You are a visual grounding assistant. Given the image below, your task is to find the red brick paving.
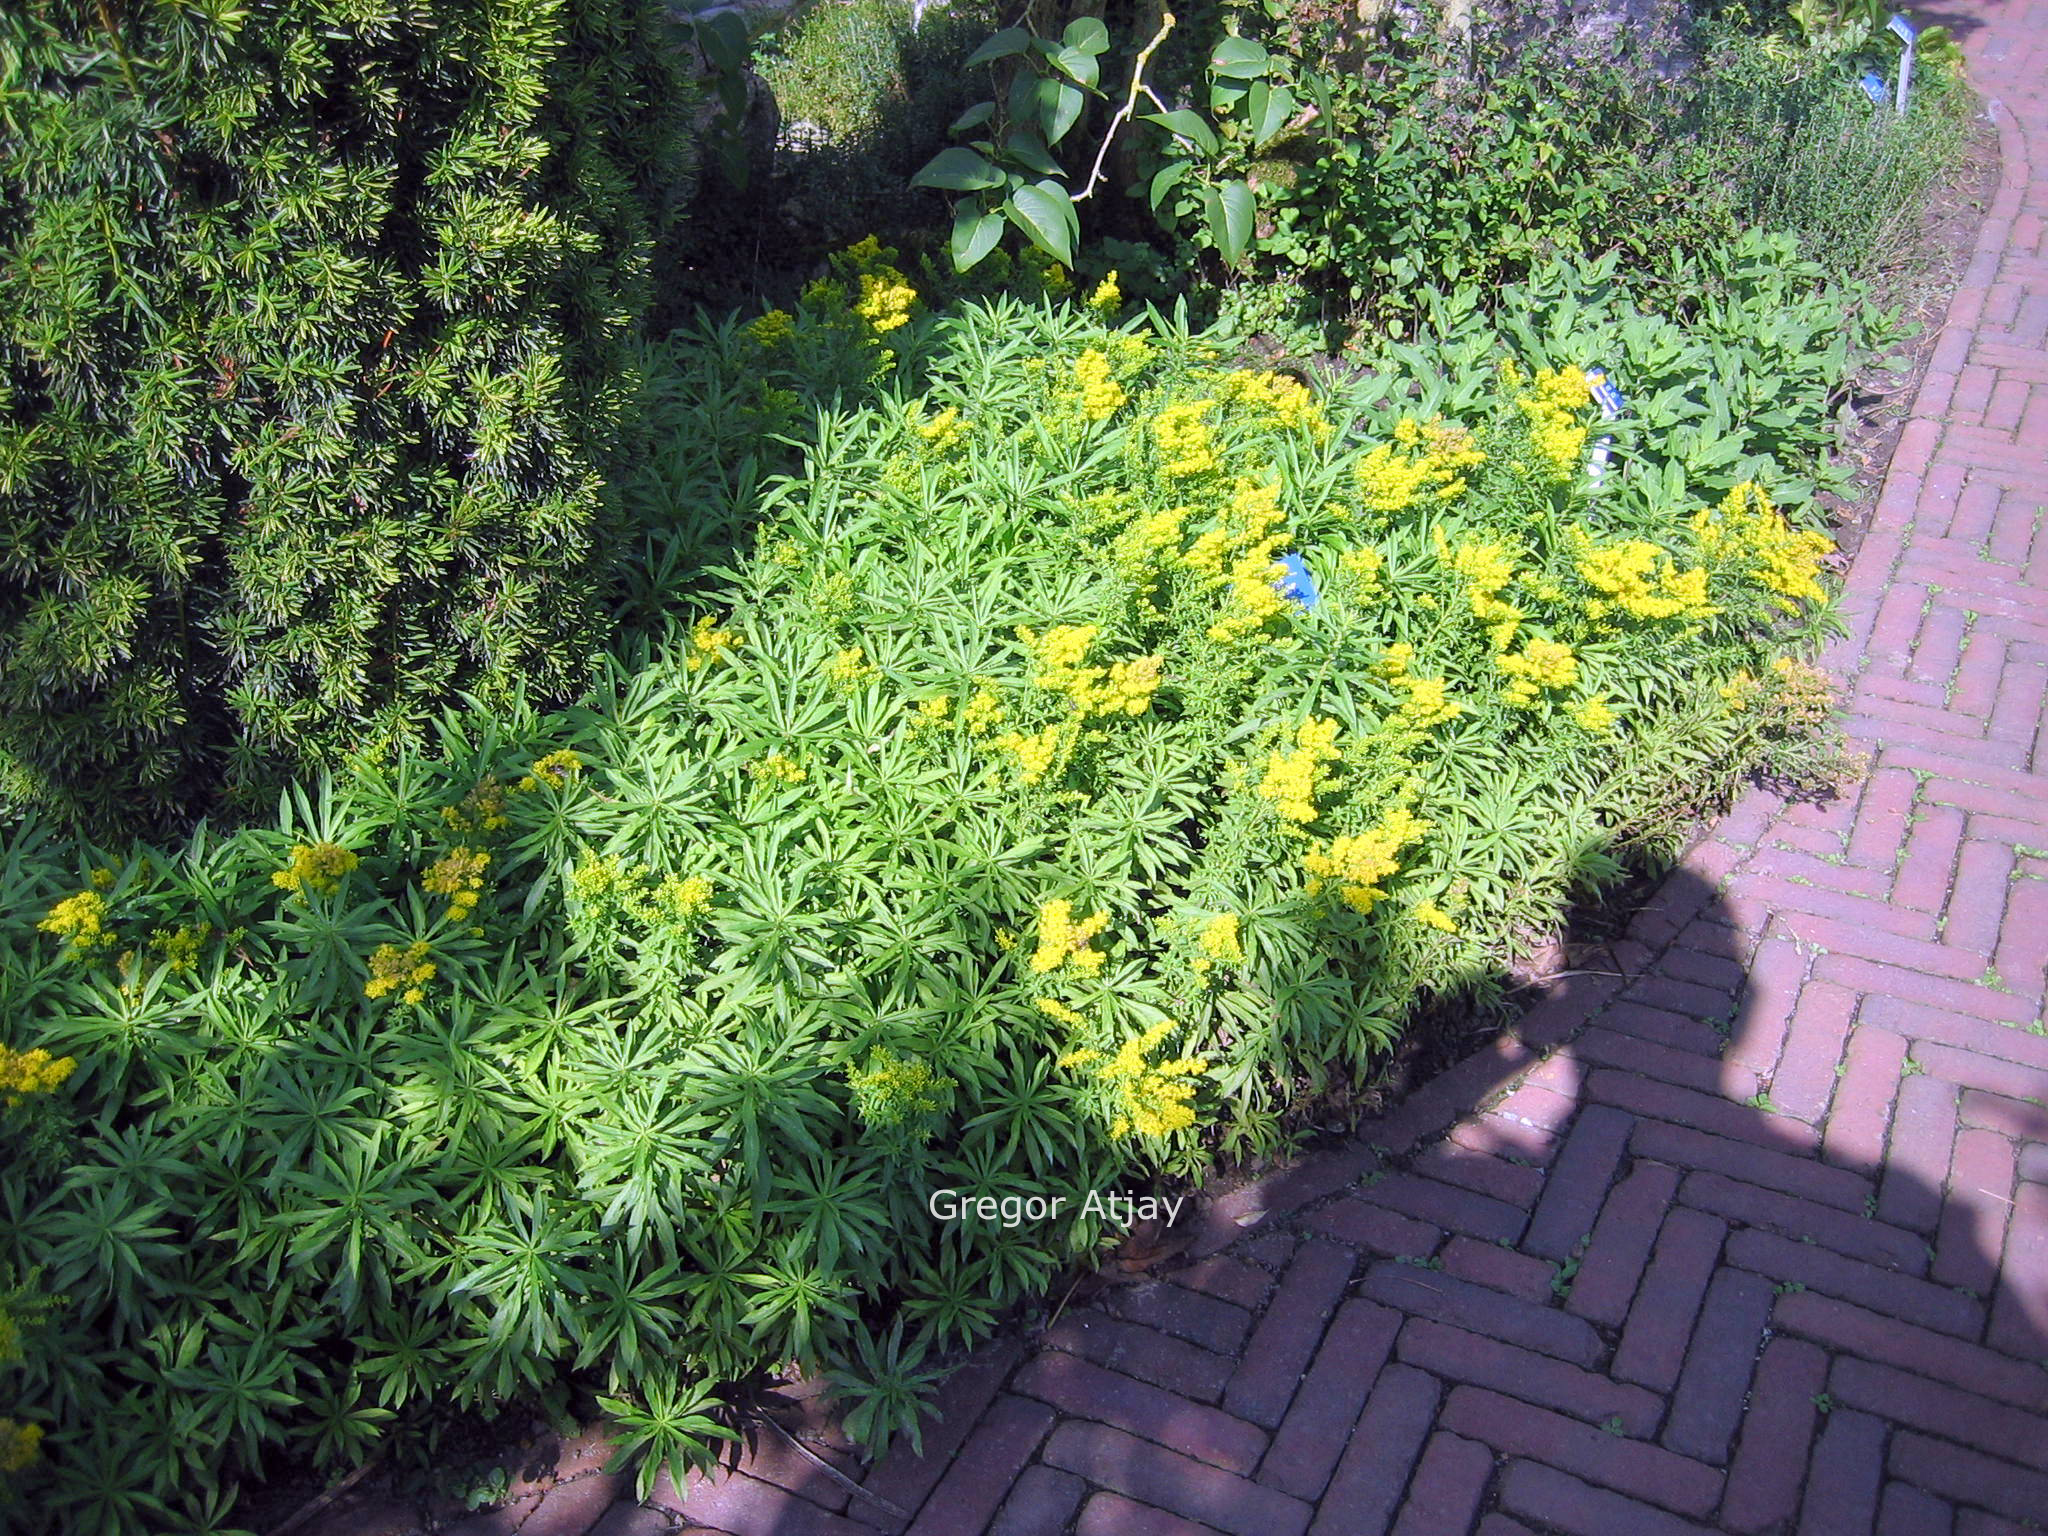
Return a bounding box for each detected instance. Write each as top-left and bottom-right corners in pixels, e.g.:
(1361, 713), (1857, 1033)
(392, 7), (2048, 1530)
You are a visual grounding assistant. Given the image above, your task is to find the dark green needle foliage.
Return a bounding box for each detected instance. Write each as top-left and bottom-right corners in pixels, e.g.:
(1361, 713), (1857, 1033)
(0, 0), (698, 833)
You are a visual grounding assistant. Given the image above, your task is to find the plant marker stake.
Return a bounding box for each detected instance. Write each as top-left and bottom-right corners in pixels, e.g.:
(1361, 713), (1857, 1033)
(1889, 14), (1917, 114)
(1584, 366), (1624, 494)
(1859, 71), (1888, 106)
(1274, 552), (1320, 610)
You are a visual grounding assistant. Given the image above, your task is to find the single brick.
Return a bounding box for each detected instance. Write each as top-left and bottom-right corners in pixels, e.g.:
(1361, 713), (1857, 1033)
(1494, 1461), (1718, 1536)
(1830, 1356), (2048, 1473)
(1612, 1208), (1726, 1392)
(1107, 1281), (1254, 1354)
(1259, 1300), (1401, 1501)
(1395, 1317), (1662, 1436)
(1173, 1254), (1274, 1311)
(1661, 1267), (1774, 1466)
(1389, 1433), (1494, 1536)
(1679, 1169), (1926, 1273)
(1223, 1239), (1354, 1427)
(1635, 1120), (1871, 1212)
(1726, 1228), (1983, 1337)
(1934, 1127), (2016, 1295)
(1523, 1105), (1637, 1260)
(989, 1467), (1086, 1536)
(1071, 1492), (1204, 1536)
(1010, 1352), (1266, 1474)
(1439, 1386), (1723, 1516)
(1438, 1235), (1557, 1305)
(1305, 1195), (1442, 1260)
(1044, 1421), (1312, 1536)
(1576, 1032), (1747, 1098)
(1360, 1262), (1603, 1365)
(1878, 1483), (1955, 1536)
(1411, 1140), (1545, 1207)
(1719, 1336), (1827, 1534)
(1040, 1309), (1233, 1402)
(1877, 1070), (1960, 1234)
(1889, 1433), (2048, 1528)
(1306, 1363), (1439, 1536)
(1354, 1170), (1528, 1244)
(1563, 1159), (1678, 1326)
(1799, 1409), (1888, 1536)
(901, 1395), (1054, 1536)
(1772, 1289), (2048, 1413)
(673, 1469), (874, 1536)
(1766, 980), (1859, 1125)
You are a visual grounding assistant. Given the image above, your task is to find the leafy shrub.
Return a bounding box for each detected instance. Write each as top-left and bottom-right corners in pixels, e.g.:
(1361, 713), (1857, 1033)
(1, 247), (1860, 1529)
(0, 0), (698, 834)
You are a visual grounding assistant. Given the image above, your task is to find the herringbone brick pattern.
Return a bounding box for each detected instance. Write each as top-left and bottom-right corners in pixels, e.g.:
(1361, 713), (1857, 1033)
(426, 7), (2048, 1533)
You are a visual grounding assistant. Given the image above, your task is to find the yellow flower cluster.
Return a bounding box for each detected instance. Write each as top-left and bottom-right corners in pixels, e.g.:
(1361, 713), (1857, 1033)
(1185, 478), (1291, 645)
(1574, 533), (1717, 622)
(1074, 349), (1127, 421)
(1209, 367), (1330, 439)
(855, 270), (917, 334)
(1, 1419), (42, 1474)
(148, 921), (212, 975)
(1395, 676), (1463, 731)
(1151, 400), (1219, 478)
(748, 752), (807, 784)
(1087, 271), (1122, 313)
(1690, 481), (1833, 611)
(963, 687), (1005, 734)
(271, 842), (360, 898)
(992, 722), (1075, 785)
(1340, 544), (1386, 600)
(1434, 531), (1526, 649)
(365, 940), (436, 1005)
(1035, 996), (1087, 1025)
(1355, 416), (1486, 513)
(748, 308), (795, 348)
(1060, 1020), (1207, 1139)
(1498, 637), (1580, 706)
(828, 646), (882, 692)
(1113, 504), (1189, 590)
(37, 890), (114, 952)
(687, 613), (741, 673)
(1016, 625), (1163, 718)
(1, 1045), (75, 1106)
(910, 695), (952, 731)
(520, 750), (583, 792)
(1196, 913), (1244, 969)
(444, 776), (510, 834)
(657, 874), (714, 921)
(1258, 716), (1342, 824)
(423, 846), (491, 923)
(1412, 900), (1457, 933)
(1506, 361), (1592, 478)
(1031, 898), (1109, 976)
(1570, 694), (1619, 733)
(847, 1046), (952, 1128)
(917, 405), (968, 452)
(1303, 806), (1431, 914)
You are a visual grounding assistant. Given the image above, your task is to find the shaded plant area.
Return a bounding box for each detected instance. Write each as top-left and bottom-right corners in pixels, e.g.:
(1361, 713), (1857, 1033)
(0, 0), (699, 836)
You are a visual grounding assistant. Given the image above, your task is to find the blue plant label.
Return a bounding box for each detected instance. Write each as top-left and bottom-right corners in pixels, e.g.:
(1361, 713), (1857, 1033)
(1888, 13), (1917, 42)
(1585, 367), (1625, 420)
(1274, 552), (1320, 610)
(1586, 435), (1615, 488)
(1860, 71), (1889, 104)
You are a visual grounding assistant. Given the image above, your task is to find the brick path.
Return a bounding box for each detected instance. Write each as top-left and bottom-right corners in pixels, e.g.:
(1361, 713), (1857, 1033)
(435, 8), (2048, 1532)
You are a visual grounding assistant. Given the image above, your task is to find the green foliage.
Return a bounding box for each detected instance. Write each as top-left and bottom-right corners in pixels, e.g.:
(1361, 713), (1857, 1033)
(0, 0), (699, 833)
(2, 262), (1861, 1528)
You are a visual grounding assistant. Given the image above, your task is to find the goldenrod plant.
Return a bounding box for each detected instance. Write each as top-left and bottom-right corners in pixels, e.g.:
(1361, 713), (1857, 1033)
(0, 247), (1864, 1529)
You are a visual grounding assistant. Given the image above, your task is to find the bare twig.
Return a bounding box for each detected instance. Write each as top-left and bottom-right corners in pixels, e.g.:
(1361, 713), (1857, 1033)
(1073, 12), (1179, 204)
(755, 1415), (910, 1520)
(266, 1446), (387, 1536)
